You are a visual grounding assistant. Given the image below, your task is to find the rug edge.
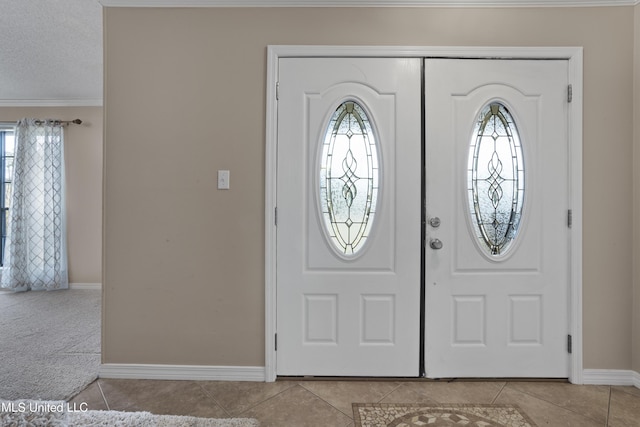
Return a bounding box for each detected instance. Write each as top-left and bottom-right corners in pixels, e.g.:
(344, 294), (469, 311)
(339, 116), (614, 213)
(351, 403), (537, 427)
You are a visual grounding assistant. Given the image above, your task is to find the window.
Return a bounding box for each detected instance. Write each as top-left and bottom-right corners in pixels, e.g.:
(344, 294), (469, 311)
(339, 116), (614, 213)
(467, 103), (525, 257)
(0, 125), (15, 266)
(319, 101), (380, 256)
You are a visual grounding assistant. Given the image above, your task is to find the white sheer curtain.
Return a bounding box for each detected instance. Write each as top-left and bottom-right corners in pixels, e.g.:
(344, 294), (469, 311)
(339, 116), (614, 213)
(0, 119), (68, 291)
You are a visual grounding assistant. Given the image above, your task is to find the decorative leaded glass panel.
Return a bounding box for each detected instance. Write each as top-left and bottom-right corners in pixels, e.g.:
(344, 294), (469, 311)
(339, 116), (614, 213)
(320, 101), (379, 256)
(468, 103), (525, 256)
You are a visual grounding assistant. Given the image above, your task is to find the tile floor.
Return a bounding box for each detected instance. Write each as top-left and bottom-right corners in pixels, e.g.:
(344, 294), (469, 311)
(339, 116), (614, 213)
(69, 378), (640, 426)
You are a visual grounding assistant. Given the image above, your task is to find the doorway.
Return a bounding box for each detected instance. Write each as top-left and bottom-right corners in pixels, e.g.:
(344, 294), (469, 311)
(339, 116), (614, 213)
(265, 46), (583, 383)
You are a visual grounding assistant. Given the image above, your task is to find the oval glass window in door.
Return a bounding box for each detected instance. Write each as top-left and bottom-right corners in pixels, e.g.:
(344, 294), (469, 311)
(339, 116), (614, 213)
(319, 101), (379, 256)
(468, 102), (525, 257)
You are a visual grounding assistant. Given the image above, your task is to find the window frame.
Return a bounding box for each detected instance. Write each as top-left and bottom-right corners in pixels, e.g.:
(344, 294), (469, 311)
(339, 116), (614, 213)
(0, 123), (15, 267)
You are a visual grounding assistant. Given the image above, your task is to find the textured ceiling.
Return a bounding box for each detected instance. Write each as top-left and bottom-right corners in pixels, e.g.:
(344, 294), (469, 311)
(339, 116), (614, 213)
(0, 0), (103, 106)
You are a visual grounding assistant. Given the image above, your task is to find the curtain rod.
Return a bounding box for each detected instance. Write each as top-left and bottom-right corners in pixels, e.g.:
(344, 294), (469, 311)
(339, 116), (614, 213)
(33, 119), (82, 126)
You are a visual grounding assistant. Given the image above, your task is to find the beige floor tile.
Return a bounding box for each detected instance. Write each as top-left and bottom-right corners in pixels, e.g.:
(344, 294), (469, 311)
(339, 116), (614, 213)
(608, 387), (640, 427)
(495, 385), (602, 426)
(98, 379), (228, 418)
(379, 382), (441, 405)
(612, 385), (640, 398)
(242, 384), (352, 427)
(68, 380), (108, 411)
(70, 378), (640, 426)
(386, 380), (505, 404)
(299, 380), (401, 417)
(507, 381), (610, 424)
(198, 380), (296, 416)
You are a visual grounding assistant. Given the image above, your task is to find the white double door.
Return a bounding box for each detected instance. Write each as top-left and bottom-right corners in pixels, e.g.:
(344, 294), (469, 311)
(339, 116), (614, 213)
(276, 57), (570, 378)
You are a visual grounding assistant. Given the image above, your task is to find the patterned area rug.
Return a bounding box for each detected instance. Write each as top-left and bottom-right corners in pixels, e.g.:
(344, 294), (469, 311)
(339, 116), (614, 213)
(353, 403), (536, 427)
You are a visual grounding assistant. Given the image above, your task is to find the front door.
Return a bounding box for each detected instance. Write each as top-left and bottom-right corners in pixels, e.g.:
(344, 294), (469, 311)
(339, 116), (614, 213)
(275, 55), (572, 379)
(424, 59), (570, 378)
(276, 57), (422, 376)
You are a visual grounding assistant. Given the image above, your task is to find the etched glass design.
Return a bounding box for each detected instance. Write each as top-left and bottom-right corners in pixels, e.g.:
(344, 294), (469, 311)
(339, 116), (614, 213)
(320, 101), (379, 256)
(468, 103), (525, 256)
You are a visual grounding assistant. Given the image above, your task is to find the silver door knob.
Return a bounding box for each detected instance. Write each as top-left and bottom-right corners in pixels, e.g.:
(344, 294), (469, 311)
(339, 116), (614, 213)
(429, 238), (443, 250)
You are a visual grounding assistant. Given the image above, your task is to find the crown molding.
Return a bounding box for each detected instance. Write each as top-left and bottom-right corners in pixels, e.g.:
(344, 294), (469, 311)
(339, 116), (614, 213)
(0, 99), (103, 107)
(98, 0), (639, 7)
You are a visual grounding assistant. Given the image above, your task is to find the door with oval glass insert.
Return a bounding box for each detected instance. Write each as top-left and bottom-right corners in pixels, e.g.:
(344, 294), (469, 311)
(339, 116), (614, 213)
(276, 57), (421, 376)
(424, 59), (570, 378)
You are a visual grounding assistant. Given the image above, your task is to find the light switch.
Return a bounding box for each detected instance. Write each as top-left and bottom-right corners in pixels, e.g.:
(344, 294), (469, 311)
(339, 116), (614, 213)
(217, 170), (230, 190)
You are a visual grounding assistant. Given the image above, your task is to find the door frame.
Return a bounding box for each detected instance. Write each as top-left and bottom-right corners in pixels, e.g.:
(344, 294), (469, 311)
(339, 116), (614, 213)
(265, 45), (583, 383)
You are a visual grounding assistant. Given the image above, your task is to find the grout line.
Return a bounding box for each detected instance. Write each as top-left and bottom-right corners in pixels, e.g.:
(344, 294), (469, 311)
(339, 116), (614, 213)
(491, 382), (508, 404)
(297, 382), (356, 420)
(96, 380), (110, 411)
(504, 381), (609, 425)
(233, 381), (299, 417)
(605, 386), (612, 426)
(194, 382), (233, 418)
(377, 382), (405, 403)
(612, 385), (640, 397)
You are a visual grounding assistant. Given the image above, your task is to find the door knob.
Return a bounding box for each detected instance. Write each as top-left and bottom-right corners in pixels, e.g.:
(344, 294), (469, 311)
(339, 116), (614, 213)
(430, 238), (443, 250)
(429, 217), (441, 228)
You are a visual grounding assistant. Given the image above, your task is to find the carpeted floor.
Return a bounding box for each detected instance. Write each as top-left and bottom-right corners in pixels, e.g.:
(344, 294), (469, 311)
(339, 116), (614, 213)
(353, 403), (536, 427)
(1, 399), (259, 427)
(0, 289), (101, 401)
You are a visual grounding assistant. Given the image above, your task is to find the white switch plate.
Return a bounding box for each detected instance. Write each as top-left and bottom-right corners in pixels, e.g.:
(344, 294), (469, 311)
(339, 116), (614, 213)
(217, 170), (230, 190)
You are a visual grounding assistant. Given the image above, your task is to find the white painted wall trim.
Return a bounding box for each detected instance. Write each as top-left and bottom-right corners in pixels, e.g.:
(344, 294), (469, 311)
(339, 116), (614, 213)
(265, 45), (583, 384)
(98, 0), (639, 8)
(568, 48), (584, 385)
(583, 369), (640, 387)
(99, 364), (266, 382)
(0, 99), (103, 107)
(69, 283), (102, 290)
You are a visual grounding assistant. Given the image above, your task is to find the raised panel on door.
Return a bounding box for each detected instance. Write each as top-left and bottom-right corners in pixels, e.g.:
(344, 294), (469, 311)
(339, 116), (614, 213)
(276, 57), (421, 376)
(424, 59), (570, 378)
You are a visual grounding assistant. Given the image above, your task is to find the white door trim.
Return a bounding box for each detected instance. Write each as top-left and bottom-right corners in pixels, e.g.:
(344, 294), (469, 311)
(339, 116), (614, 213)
(265, 45), (583, 383)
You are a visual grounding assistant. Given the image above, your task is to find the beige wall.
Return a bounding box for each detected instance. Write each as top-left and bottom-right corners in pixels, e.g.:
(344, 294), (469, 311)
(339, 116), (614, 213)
(0, 106), (103, 284)
(104, 7), (635, 370)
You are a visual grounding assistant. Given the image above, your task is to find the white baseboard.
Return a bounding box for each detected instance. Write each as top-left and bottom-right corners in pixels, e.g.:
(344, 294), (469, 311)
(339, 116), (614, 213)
(583, 369), (640, 387)
(99, 364), (266, 382)
(69, 283), (102, 290)
(99, 365), (639, 386)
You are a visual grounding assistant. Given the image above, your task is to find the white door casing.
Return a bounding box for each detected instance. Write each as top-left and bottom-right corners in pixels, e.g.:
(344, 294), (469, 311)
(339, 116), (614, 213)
(276, 57), (422, 376)
(265, 46), (583, 383)
(425, 59), (571, 378)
